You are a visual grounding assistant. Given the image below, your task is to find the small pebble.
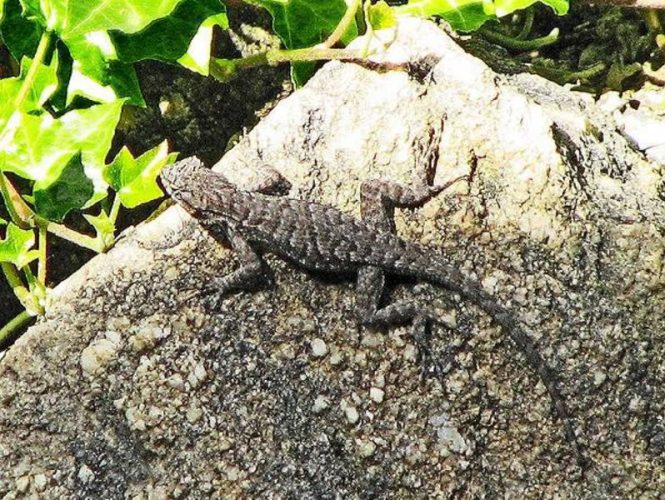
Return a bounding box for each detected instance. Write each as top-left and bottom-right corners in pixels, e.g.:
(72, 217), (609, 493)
(329, 350), (343, 365)
(369, 387), (385, 403)
(186, 406), (204, 423)
(226, 466), (240, 481)
(15, 476), (30, 493)
(80, 339), (119, 375)
(194, 362), (207, 382)
(313, 395), (330, 414)
(310, 338), (328, 358)
(404, 344), (418, 363)
(593, 370), (606, 387)
(344, 405), (360, 425)
(358, 440), (377, 457)
(219, 437), (234, 451)
(78, 464), (94, 483)
(34, 473), (47, 490)
(168, 374), (185, 391)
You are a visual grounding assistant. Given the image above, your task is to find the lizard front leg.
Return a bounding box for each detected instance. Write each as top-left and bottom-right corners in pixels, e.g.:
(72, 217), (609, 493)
(241, 165), (291, 196)
(202, 226), (270, 308)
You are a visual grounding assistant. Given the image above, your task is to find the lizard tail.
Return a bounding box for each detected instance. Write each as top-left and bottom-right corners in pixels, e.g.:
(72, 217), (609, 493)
(403, 256), (586, 466)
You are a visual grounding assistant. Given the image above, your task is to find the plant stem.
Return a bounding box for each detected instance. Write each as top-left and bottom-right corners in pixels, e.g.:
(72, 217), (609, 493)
(37, 222), (47, 285)
(109, 195), (122, 225)
(270, 47), (362, 64)
(42, 219), (104, 253)
(480, 26), (559, 51)
(14, 31), (51, 108)
(1, 262), (24, 293)
(534, 62), (607, 85)
(0, 174), (23, 226)
(0, 310), (33, 347)
(0, 262), (40, 314)
(211, 47), (362, 82)
(320, 0), (361, 48)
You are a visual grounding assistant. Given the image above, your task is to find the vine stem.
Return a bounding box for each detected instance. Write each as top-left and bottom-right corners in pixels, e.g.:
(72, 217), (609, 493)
(0, 310), (33, 347)
(516, 9), (535, 40)
(1, 262), (25, 294)
(0, 174), (23, 226)
(0, 262), (41, 315)
(37, 222), (47, 285)
(320, 0), (361, 48)
(109, 195), (122, 225)
(211, 47), (364, 81)
(14, 31), (51, 108)
(42, 219), (104, 253)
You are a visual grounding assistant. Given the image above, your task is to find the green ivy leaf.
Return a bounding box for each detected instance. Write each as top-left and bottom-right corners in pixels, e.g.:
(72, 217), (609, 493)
(18, 0), (45, 25)
(0, 55), (59, 114)
(0, 55), (59, 175)
(0, 217), (7, 225)
(65, 34), (144, 106)
(112, 0), (227, 75)
(105, 141), (176, 208)
(82, 210), (116, 250)
(0, 222), (39, 268)
(395, 0), (494, 32)
(0, 100), (124, 217)
(395, 0), (567, 32)
(15, 1), (199, 105)
(178, 12), (229, 75)
(38, 0), (185, 39)
(248, 0), (357, 86)
(0, 0), (42, 62)
(368, 1), (396, 30)
(33, 153), (94, 221)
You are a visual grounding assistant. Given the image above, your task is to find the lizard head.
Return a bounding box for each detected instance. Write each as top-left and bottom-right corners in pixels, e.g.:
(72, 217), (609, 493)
(160, 156), (206, 198)
(160, 156), (216, 218)
(160, 156), (236, 219)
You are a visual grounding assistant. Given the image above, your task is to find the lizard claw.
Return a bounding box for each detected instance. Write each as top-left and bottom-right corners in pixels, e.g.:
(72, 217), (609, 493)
(174, 280), (224, 310)
(411, 316), (443, 381)
(430, 174), (469, 195)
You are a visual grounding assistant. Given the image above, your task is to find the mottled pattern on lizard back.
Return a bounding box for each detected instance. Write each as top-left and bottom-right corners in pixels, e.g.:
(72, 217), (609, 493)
(226, 190), (420, 274)
(164, 158), (474, 284)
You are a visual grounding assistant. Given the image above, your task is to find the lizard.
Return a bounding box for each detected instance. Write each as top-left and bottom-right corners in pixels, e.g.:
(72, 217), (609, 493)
(159, 128), (586, 466)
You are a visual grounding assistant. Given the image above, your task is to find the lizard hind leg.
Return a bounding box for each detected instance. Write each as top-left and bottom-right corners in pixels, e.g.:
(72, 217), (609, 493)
(356, 266), (447, 379)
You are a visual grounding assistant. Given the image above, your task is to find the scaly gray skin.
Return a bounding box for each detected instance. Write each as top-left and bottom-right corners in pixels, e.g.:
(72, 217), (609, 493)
(160, 147), (586, 466)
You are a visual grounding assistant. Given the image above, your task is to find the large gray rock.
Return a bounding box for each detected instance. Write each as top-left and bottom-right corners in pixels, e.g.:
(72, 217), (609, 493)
(1, 18), (663, 498)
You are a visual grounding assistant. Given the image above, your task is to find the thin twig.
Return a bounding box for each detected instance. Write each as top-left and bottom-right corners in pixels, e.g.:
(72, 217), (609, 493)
(0, 310), (33, 347)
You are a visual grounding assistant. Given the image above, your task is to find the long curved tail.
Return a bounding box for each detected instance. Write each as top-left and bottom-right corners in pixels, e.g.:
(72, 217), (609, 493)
(397, 251), (586, 465)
